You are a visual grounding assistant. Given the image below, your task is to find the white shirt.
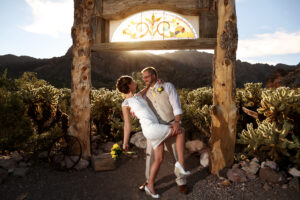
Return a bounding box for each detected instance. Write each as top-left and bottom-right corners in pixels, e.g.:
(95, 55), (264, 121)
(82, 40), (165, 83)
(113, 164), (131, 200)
(151, 81), (183, 116)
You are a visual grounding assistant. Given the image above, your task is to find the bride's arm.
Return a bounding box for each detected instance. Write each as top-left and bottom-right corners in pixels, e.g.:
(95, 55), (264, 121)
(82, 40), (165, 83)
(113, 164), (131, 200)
(137, 85), (150, 97)
(122, 106), (132, 151)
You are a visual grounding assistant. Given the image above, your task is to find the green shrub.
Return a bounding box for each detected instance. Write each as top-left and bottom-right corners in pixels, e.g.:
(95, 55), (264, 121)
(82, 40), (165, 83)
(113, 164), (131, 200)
(0, 89), (34, 151)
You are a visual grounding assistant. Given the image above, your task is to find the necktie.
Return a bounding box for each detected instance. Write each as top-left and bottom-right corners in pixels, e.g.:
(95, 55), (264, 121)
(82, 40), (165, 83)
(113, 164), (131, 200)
(151, 87), (156, 98)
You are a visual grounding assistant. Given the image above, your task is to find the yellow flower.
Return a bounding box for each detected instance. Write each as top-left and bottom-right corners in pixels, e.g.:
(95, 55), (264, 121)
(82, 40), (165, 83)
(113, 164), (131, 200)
(157, 86), (164, 93)
(110, 150), (116, 155)
(112, 154), (117, 159)
(112, 143), (119, 149)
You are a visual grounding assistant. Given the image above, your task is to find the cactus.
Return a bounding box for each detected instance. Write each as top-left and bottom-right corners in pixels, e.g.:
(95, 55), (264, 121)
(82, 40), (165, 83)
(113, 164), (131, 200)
(91, 88), (141, 142)
(237, 119), (299, 165)
(236, 83), (263, 109)
(258, 87), (300, 123)
(180, 87), (212, 140)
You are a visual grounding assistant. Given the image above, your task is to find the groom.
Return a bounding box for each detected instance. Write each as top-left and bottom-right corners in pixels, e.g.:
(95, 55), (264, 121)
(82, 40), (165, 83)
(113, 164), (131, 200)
(139, 66), (188, 194)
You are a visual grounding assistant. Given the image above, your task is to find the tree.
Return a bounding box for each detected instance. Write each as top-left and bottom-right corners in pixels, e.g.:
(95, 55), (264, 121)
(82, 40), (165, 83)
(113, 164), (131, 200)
(69, 0), (94, 159)
(210, 0), (238, 175)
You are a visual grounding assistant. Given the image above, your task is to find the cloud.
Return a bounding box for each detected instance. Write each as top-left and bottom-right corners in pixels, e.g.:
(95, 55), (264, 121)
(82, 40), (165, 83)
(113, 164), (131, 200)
(22, 0), (73, 38)
(237, 31), (300, 59)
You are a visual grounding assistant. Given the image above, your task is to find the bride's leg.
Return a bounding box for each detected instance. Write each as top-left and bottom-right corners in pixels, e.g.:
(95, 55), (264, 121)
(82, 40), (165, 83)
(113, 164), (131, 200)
(175, 127), (185, 168)
(148, 142), (164, 194)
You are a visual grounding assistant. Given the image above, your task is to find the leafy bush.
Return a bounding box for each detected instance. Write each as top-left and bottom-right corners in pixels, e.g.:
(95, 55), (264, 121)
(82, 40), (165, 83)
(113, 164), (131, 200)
(0, 89), (34, 151)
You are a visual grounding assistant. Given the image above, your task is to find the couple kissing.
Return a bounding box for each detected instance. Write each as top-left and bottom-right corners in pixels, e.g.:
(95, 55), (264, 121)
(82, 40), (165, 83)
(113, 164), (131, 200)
(116, 66), (190, 198)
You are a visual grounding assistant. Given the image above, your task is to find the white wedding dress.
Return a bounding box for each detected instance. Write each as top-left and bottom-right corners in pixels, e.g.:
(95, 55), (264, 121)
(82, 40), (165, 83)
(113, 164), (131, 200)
(122, 95), (171, 149)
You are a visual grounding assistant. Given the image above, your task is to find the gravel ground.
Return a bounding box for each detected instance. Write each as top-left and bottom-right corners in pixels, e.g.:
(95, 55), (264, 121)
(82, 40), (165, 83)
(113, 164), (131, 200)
(1, 147), (299, 200)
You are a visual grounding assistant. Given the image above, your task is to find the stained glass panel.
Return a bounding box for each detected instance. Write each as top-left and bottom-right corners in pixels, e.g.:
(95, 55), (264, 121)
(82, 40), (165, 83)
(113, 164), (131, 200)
(111, 10), (198, 42)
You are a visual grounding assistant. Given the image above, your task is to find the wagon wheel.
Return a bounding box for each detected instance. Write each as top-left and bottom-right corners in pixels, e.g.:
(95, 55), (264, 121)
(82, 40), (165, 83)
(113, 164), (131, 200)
(48, 135), (82, 171)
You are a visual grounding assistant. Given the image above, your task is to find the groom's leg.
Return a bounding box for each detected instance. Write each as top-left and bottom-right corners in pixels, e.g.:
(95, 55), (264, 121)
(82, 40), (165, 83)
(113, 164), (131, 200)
(164, 137), (187, 186)
(145, 139), (154, 182)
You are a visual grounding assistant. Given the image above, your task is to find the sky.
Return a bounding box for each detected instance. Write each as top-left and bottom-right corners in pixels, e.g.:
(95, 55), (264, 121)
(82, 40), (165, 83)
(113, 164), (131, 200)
(0, 0), (300, 65)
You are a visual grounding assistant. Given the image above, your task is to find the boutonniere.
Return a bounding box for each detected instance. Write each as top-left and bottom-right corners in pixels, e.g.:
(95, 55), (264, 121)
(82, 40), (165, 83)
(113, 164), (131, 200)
(157, 86), (164, 93)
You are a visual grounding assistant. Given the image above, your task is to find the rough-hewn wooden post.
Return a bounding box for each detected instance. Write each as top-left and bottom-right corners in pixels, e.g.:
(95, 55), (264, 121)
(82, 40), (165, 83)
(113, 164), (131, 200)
(210, 0), (238, 175)
(69, 0), (94, 159)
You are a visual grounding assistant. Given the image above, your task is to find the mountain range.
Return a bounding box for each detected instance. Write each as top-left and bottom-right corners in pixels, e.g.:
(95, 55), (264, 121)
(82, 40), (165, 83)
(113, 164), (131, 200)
(0, 48), (299, 89)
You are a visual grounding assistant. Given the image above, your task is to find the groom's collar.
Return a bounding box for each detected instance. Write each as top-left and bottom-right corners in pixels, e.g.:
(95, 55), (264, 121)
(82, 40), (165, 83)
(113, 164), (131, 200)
(153, 81), (159, 89)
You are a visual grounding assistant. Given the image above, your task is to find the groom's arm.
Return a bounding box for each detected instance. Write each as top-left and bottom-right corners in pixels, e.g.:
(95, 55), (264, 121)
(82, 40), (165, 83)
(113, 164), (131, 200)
(165, 82), (182, 135)
(165, 82), (182, 117)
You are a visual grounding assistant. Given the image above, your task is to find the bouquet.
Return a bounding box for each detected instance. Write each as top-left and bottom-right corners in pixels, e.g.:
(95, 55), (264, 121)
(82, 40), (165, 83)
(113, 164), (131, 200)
(110, 143), (122, 160)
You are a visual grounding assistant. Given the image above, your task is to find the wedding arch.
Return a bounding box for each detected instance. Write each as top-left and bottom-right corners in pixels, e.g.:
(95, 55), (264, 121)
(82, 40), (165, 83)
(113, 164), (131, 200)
(70, 0), (238, 175)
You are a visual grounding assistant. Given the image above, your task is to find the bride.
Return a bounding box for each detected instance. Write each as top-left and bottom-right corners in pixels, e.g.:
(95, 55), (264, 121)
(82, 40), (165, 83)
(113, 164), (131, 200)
(116, 75), (190, 198)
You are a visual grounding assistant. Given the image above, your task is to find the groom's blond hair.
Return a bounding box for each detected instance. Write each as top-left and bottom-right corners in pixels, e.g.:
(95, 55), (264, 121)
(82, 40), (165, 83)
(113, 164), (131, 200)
(141, 66), (157, 77)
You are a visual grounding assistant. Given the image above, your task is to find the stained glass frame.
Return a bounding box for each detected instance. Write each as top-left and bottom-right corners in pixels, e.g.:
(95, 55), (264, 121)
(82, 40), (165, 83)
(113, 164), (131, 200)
(111, 10), (198, 42)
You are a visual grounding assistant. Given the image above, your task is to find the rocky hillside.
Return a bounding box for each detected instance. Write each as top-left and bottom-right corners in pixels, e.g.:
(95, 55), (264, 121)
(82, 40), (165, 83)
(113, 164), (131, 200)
(0, 48), (298, 89)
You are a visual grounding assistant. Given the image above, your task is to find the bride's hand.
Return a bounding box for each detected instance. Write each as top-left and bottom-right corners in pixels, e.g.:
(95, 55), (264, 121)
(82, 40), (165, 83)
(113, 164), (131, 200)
(158, 79), (165, 84)
(123, 143), (129, 151)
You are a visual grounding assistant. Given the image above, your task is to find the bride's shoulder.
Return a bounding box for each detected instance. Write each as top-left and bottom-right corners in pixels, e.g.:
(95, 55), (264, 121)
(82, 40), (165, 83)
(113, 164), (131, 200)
(121, 98), (129, 107)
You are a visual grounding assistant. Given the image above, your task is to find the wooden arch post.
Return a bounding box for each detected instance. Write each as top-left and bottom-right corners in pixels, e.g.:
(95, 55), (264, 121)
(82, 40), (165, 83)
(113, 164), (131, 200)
(210, 0), (238, 175)
(69, 0), (94, 159)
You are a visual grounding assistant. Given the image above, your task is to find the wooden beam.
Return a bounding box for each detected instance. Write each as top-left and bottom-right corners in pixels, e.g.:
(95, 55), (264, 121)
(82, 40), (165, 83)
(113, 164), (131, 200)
(91, 38), (216, 51)
(98, 0), (212, 20)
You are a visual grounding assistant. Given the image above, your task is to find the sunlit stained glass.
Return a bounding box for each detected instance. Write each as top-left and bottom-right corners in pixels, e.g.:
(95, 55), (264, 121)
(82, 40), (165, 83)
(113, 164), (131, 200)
(111, 10), (198, 42)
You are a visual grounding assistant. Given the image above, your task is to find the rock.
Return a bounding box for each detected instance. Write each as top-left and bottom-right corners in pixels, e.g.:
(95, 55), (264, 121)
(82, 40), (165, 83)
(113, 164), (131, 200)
(13, 168), (30, 177)
(246, 173), (257, 180)
(185, 140), (205, 153)
(15, 193), (28, 200)
(130, 132), (147, 149)
(11, 151), (23, 162)
(288, 177), (299, 190)
(74, 158), (89, 171)
(18, 162), (27, 168)
(288, 167), (300, 177)
(38, 151), (48, 159)
(91, 142), (99, 154)
(221, 179), (231, 186)
(101, 142), (115, 152)
(200, 149), (209, 167)
(21, 152), (31, 162)
(60, 160), (66, 168)
(0, 168), (9, 184)
(226, 168), (247, 183)
(261, 160), (278, 171)
(8, 168), (14, 174)
(91, 135), (101, 142)
(241, 158), (260, 175)
(263, 182), (272, 191)
(65, 156), (80, 169)
(232, 163), (240, 169)
(259, 167), (286, 184)
(0, 158), (17, 170)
